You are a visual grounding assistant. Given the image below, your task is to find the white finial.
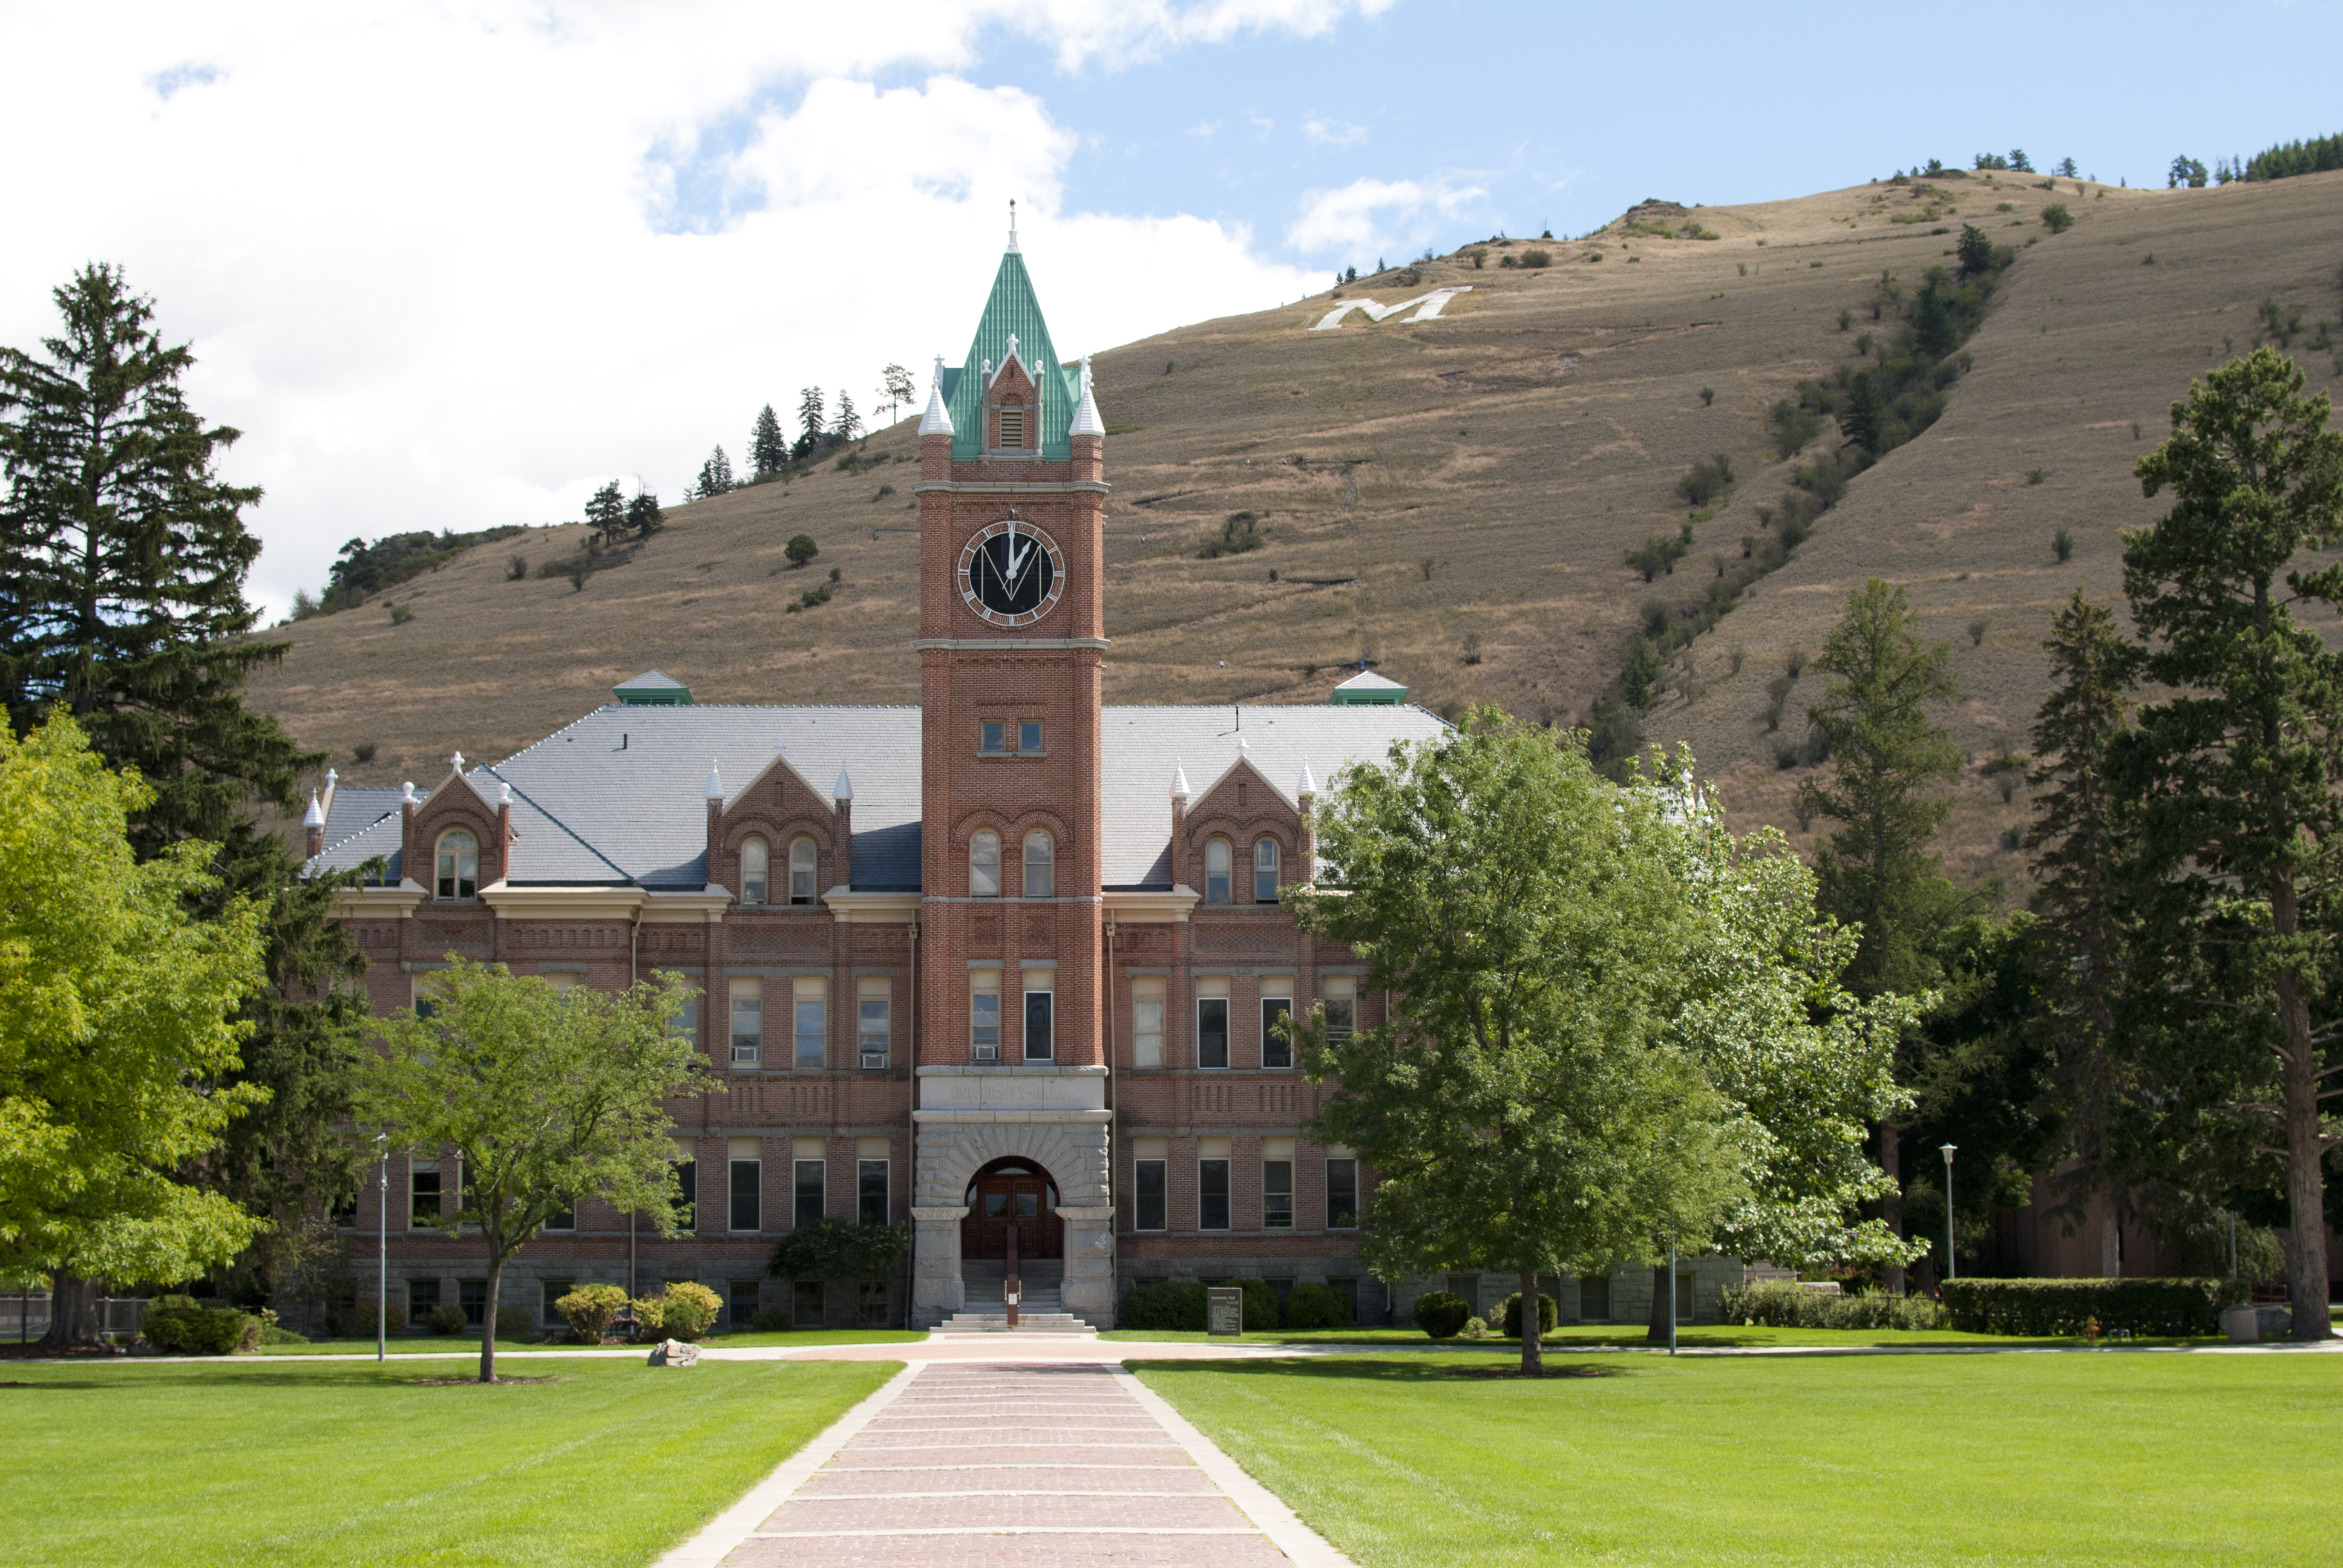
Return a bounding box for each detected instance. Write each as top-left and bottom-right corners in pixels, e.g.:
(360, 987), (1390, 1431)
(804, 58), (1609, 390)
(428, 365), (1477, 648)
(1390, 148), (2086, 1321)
(1234, 735), (1248, 753)
(325, 768), (338, 788)
(705, 761), (723, 800)
(833, 766), (853, 802)
(401, 781), (416, 803)
(303, 790), (324, 828)
(1172, 763), (1191, 802)
(1070, 353), (1105, 437)
(919, 356), (954, 437)
(1007, 198), (1019, 253)
(450, 750), (465, 773)
(1298, 764), (1317, 797)
(498, 782), (513, 806)
(1006, 332), (1020, 364)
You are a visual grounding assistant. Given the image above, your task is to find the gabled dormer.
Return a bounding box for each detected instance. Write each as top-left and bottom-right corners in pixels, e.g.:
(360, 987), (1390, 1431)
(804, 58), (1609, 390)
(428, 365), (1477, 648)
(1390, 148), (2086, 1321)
(1180, 750), (1305, 908)
(405, 754), (510, 903)
(706, 747), (853, 906)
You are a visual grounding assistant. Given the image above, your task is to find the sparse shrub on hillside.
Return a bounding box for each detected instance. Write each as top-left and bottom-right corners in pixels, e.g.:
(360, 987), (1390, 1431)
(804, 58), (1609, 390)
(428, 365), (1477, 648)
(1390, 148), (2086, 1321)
(387, 603), (411, 625)
(1675, 454), (1736, 508)
(1468, 247), (1487, 269)
(2258, 296), (2305, 349)
(1200, 513), (1264, 560)
(1785, 646), (1807, 679)
(1499, 254), (1518, 269)
(1419, 556), (1437, 582)
(1520, 249), (1552, 268)
(1461, 632), (1483, 667)
(1728, 644), (1746, 675)
(506, 554), (528, 581)
(1768, 399), (1824, 459)
(1699, 386), (1715, 405)
(352, 742), (378, 764)
(1626, 534), (1686, 583)
(569, 569), (588, 592)
(785, 534), (819, 569)
(1968, 618), (1989, 646)
(2040, 204), (2074, 233)
(2054, 528), (2074, 562)
(873, 483), (894, 502)
(1855, 332), (1875, 358)
(1765, 675), (1794, 732)
(2001, 824), (2025, 851)
(2027, 468), (2046, 485)
(1838, 309), (1852, 331)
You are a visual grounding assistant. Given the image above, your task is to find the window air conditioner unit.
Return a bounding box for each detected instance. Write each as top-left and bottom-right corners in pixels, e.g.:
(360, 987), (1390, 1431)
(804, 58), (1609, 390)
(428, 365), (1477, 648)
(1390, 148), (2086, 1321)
(859, 1051), (888, 1070)
(972, 1043), (1000, 1063)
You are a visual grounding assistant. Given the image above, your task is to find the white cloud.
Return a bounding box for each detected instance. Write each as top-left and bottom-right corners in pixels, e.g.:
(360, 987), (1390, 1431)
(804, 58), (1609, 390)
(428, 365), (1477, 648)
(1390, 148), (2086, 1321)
(0, 2), (1353, 616)
(1286, 176), (1486, 258)
(1302, 116), (1366, 147)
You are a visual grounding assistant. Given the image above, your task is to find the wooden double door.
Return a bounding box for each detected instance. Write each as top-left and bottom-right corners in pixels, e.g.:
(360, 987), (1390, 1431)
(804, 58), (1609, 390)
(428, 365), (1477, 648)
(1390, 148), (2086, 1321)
(961, 1164), (1062, 1260)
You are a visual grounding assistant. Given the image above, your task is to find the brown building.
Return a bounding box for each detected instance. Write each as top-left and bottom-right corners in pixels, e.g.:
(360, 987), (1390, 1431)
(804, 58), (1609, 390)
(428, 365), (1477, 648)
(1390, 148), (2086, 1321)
(308, 229), (1454, 1330)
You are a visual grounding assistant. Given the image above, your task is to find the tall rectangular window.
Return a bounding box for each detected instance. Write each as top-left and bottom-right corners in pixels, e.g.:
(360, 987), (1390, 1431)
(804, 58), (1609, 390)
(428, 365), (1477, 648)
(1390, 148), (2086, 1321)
(1133, 1137), (1167, 1230)
(459, 1279), (488, 1327)
(409, 1161), (440, 1227)
(408, 1279), (441, 1319)
(671, 999), (698, 1049)
(729, 1279), (762, 1331)
(1263, 1137), (1294, 1229)
(1024, 984), (1054, 1062)
(858, 1159), (888, 1224)
(672, 1151), (697, 1233)
(972, 972), (1001, 1062)
(1197, 978), (1229, 1070)
(794, 1138), (827, 1226)
(1198, 1139), (1231, 1231)
(857, 977), (890, 1068)
(1323, 977), (1355, 1045)
(793, 976), (827, 1071)
(730, 978), (762, 1067)
(728, 1138), (761, 1232)
(1325, 1154), (1359, 1230)
(1260, 984), (1293, 1070)
(1132, 977), (1165, 1068)
(540, 1279), (574, 1327)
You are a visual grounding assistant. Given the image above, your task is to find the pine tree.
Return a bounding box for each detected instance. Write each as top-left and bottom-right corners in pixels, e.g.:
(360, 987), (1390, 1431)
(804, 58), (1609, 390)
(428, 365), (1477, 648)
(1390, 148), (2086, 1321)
(2117, 348), (2343, 1338)
(749, 404), (787, 477)
(626, 489), (664, 540)
(793, 387), (827, 461)
(0, 264), (371, 1284)
(1837, 373), (1884, 456)
(1955, 223), (1996, 281)
(584, 480), (626, 546)
(834, 390), (862, 442)
(695, 445), (733, 498)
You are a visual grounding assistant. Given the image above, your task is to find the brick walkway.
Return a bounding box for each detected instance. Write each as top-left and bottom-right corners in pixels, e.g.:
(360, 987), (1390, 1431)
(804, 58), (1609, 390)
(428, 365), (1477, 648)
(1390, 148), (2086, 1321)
(692, 1362), (1345, 1566)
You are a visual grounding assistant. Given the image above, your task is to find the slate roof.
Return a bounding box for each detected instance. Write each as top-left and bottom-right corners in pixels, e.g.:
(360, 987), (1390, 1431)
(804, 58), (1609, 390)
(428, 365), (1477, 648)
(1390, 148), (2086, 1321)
(306, 702), (1447, 893)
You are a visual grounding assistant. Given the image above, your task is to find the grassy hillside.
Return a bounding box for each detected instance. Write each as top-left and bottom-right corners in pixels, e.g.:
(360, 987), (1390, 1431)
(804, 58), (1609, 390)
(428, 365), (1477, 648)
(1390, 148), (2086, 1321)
(246, 169), (2343, 873)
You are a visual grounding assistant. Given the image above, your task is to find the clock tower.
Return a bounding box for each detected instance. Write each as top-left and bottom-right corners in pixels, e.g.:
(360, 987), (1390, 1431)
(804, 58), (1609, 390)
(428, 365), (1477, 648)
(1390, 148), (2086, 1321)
(909, 215), (1116, 1323)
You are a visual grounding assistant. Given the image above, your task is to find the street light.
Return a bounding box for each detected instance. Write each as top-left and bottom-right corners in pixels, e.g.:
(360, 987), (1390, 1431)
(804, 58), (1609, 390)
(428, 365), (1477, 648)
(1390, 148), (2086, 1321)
(375, 1133), (388, 1363)
(1939, 1144), (1958, 1282)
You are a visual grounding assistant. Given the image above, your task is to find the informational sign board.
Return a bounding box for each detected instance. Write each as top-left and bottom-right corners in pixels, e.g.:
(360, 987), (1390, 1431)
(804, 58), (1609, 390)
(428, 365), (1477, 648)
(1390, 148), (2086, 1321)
(1207, 1286), (1244, 1336)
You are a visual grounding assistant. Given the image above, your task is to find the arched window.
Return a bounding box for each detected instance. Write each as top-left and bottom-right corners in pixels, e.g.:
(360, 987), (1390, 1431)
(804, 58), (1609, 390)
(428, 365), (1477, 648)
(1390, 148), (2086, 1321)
(970, 830), (1001, 898)
(740, 837), (769, 904)
(435, 829), (477, 901)
(1204, 838), (1231, 905)
(1023, 831), (1054, 898)
(1254, 838), (1280, 903)
(789, 838), (817, 904)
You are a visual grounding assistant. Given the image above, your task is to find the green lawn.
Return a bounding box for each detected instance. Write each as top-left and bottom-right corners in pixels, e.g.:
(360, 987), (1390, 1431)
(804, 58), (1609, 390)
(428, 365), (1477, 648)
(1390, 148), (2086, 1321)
(1136, 1350), (2341, 1567)
(246, 1327), (923, 1355)
(2, 1357), (897, 1566)
(1101, 1322), (2085, 1349)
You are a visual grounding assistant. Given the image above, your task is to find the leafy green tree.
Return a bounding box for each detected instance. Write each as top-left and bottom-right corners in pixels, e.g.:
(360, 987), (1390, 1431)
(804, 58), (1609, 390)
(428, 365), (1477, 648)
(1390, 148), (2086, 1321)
(1, 264), (369, 1284)
(584, 481), (626, 546)
(357, 960), (706, 1379)
(1955, 224), (1996, 281)
(2115, 348), (2343, 1338)
(1291, 714), (1757, 1374)
(693, 445), (734, 498)
(768, 1217), (909, 1282)
(1795, 580), (1962, 1285)
(750, 405), (787, 477)
(626, 489), (663, 540)
(0, 714), (267, 1344)
(880, 364), (916, 425)
(785, 533), (819, 569)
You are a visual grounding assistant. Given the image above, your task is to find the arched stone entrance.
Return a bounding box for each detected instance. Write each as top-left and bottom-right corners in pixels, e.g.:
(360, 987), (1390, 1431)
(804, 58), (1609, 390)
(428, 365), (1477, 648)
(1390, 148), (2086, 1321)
(962, 1157), (1064, 1260)
(911, 1065), (1115, 1325)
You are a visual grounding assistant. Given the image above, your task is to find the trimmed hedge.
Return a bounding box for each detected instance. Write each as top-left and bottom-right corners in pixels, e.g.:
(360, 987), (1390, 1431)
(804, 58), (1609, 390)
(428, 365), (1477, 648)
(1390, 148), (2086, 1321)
(141, 1296), (262, 1355)
(1413, 1290), (1471, 1339)
(1722, 1281), (1944, 1331)
(1224, 1278), (1280, 1333)
(1501, 1291), (1558, 1338)
(1939, 1277), (2246, 1337)
(1282, 1282), (1354, 1330)
(323, 1301), (405, 1338)
(1120, 1281), (1207, 1331)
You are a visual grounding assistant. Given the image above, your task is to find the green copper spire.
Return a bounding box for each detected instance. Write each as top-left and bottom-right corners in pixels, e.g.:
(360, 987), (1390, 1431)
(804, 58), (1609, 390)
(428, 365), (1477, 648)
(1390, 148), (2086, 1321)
(939, 207), (1083, 460)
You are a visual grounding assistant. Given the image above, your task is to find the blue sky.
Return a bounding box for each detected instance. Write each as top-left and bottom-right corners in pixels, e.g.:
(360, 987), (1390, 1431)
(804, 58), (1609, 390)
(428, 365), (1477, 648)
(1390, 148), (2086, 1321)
(1, 0), (2335, 613)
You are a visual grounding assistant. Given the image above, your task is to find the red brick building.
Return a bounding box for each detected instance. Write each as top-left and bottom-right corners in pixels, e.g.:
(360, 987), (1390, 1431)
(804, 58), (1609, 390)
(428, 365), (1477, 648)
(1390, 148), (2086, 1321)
(308, 230), (1450, 1330)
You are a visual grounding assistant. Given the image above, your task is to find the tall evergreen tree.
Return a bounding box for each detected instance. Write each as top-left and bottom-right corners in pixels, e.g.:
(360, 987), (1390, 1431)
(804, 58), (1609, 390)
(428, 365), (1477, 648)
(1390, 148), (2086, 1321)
(1795, 579), (1963, 1287)
(2116, 348), (2343, 1338)
(583, 480), (626, 546)
(834, 390), (862, 442)
(749, 404), (787, 477)
(0, 265), (369, 1299)
(694, 445), (733, 498)
(793, 386), (826, 461)
(626, 489), (663, 540)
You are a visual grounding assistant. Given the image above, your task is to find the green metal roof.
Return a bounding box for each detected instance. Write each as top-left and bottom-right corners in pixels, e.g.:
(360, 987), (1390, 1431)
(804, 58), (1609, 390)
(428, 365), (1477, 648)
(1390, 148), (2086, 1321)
(939, 249), (1083, 460)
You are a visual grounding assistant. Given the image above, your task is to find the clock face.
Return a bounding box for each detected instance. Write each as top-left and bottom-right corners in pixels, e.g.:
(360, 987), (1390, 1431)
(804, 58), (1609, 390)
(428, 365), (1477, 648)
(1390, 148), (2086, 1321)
(958, 518), (1065, 628)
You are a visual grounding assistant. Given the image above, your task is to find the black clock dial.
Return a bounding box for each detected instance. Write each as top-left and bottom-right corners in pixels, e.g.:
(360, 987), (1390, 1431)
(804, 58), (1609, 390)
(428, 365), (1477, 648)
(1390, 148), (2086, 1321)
(969, 528), (1055, 617)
